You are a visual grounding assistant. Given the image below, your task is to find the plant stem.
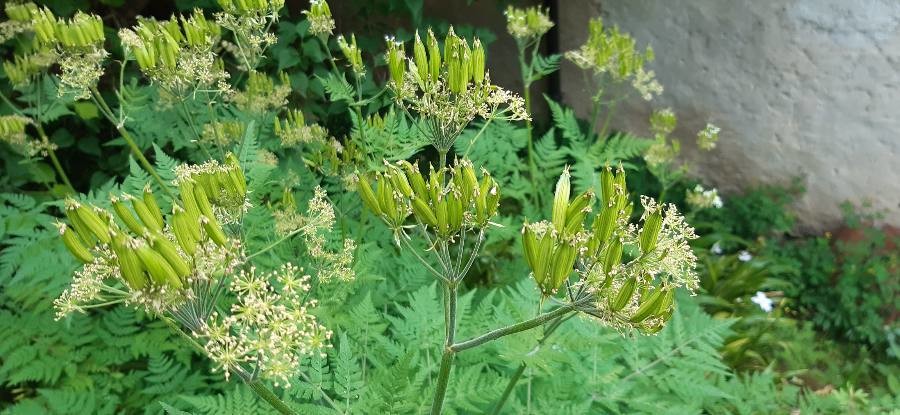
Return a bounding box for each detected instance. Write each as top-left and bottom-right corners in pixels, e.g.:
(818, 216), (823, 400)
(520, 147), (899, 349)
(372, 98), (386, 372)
(489, 314), (573, 414)
(46, 145), (75, 194)
(450, 303), (576, 353)
(438, 149), (447, 169)
(247, 380), (298, 415)
(89, 86), (172, 197)
(431, 283), (458, 414)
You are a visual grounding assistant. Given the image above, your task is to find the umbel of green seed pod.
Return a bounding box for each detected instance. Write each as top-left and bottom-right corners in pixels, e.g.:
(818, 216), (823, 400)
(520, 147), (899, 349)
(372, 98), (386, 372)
(5, 2), (39, 22)
(57, 12), (106, 49)
(32, 7), (60, 46)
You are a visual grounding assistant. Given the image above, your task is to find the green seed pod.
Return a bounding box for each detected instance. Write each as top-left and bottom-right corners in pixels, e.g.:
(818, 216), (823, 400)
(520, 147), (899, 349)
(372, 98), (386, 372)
(135, 244), (182, 289)
(400, 161), (428, 197)
(600, 166), (615, 209)
(142, 187), (165, 228)
(655, 288), (675, 315)
(413, 32), (428, 85)
(74, 204), (111, 244)
(426, 30), (441, 83)
(111, 235), (148, 290)
(179, 181), (201, 221)
(65, 202), (96, 245)
(639, 210), (663, 254)
(388, 166), (414, 198)
(434, 197), (449, 237)
(59, 223), (94, 263)
(534, 231), (554, 285)
(630, 288), (665, 323)
(563, 190), (594, 236)
(471, 38), (485, 84)
(411, 197), (438, 226)
(386, 39), (406, 87)
(609, 277), (637, 312)
(548, 242), (577, 294)
(112, 196), (146, 235)
(603, 238), (623, 275)
(171, 206), (199, 256)
(225, 153), (247, 195)
(521, 224), (539, 272)
(150, 235), (191, 278)
(132, 198), (163, 233)
(447, 190), (463, 232)
(357, 175), (382, 215)
(201, 215), (227, 247)
(551, 168), (571, 233)
(193, 184), (215, 219)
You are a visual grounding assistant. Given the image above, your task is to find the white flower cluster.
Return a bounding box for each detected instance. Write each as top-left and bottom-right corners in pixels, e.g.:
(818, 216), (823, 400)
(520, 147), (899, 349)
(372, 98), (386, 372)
(197, 263), (332, 386)
(697, 122), (721, 150)
(685, 184), (723, 210)
(504, 5), (553, 41)
(273, 187), (356, 282)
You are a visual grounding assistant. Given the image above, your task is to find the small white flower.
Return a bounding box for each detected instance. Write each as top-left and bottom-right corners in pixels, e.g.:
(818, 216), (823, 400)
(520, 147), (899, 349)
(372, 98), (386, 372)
(710, 241), (723, 255)
(738, 250), (753, 262)
(751, 291), (773, 313)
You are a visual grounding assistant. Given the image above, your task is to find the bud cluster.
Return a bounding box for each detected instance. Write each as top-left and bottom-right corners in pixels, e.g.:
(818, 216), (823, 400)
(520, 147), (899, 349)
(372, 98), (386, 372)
(522, 166), (698, 334)
(214, 0), (282, 70)
(565, 17), (661, 101)
(231, 70), (291, 113)
(119, 11), (227, 96)
(274, 108), (329, 148)
(337, 34), (364, 77)
(385, 28), (528, 151)
(696, 122), (721, 150)
(201, 120), (245, 148)
(685, 184), (723, 210)
(504, 5), (554, 42)
(303, 0), (335, 37)
(4, 5), (109, 98)
(357, 158), (500, 241)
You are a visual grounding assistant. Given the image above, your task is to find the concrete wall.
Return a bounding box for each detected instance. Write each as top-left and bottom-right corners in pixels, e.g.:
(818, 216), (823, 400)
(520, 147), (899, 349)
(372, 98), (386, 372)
(559, 0), (900, 229)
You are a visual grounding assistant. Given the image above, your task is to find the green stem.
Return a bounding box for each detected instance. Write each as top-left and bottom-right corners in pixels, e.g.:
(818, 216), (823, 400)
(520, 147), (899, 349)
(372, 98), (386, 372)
(46, 145), (75, 194)
(490, 314), (572, 414)
(431, 283), (458, 415)
(247, 227), (303, 259)
(89, 86), (172, 197)
(597, 101), (616, 141)
(586, 95), (603, 140)
(438, 149), (447, 169)
(450, 303), (577, 353)
(247, 380), (298, 415)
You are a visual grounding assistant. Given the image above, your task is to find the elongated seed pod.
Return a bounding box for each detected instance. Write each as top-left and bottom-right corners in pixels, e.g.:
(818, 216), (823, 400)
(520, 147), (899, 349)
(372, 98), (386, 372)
(65, 204), (95, 244)
(132, 198), (163, 233)
(549, 242), (577, 293)
(640, 211), (663, 254)
(357, 176), (382, 215)
(630, 288), (665, 323)
(401, 162), (427, 197)
(389, 167), (414, 198)
(193, 185), (215, 219)
(111, 237), (147, 290)
(411, 197), (438, 226)
(551, 169), (571, 233)
(201, 215), (227, 247)
(603, 238), (623, 274)
(610, 277), (637, 312)
(112, 198), (145, 235)
(171, 206), (199, 256)
(150, 236), (191, 278)
(143, 187), (164, 227)
(534, 231), (554, 285)
(179, 181), (201, 220)
(135, 245), (182, 289)
(655, 289), (675, 315)
(74, 204), (111, 244)
(521, 225), (538, 271)
(59, 223), (94, 263)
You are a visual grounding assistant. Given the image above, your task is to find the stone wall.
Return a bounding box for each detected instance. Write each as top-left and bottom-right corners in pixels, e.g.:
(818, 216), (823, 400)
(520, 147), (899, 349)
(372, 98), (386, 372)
(559, 0), (900, 229)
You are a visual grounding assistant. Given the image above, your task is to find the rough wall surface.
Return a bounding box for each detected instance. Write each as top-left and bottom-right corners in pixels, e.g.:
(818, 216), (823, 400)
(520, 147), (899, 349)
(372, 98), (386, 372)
(559, 0), (900, 229)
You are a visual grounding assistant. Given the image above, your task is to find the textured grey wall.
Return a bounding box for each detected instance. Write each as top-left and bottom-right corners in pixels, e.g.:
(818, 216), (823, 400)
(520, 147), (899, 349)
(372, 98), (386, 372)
(559, 0), (900, 229)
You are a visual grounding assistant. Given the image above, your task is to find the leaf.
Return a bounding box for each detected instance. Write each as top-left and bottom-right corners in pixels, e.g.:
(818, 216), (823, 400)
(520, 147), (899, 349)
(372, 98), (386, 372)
(317, 73), (354, 103)
(528, 53), (561, 83)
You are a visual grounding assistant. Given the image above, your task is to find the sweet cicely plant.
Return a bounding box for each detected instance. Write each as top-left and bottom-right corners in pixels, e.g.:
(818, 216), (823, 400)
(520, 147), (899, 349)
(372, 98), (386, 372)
(353, 23), (701, 414)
